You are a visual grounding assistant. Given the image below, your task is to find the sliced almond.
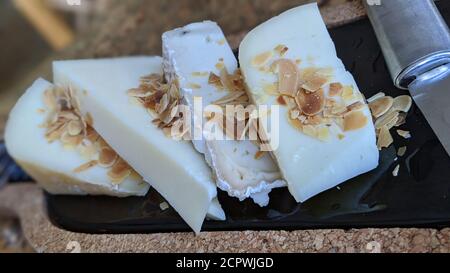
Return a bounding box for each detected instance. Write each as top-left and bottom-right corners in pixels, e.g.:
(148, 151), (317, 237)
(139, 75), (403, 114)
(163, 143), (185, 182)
(302, 125), (317, 138)
(273, 59), (299, 97)
(208, 72), (223, 89)
(188, 83), (201, 89)
(73, 160), (98, 173)
(329, 82), (343, 97)
(274, 45), (289, 56)
(67, 120), (83, 136)
(98, 147), (118, 168)
(344, 111), (368, 131)
(374, 111), (399, 130)
(290, 109), (300, 120)
(107, 159), (132, 184)
(295, 88), (325, 116)
(300, 67), (332, 92)
(392, 164), (400, 177)
(317, 127), (330, 141)
(347, 101), (365, 112)
(341, 85), (355, 102)
(254, 151), (266, 160)
(367, 92), (386, 103)
(392, 95), (412, 113)
(61, 131), (83, 147)
(369, 96), (394, 118)
(252, 51), (273, 67)
(43, 88), (57, 110)
(377, 125), (393, 150)
(397, 129), (411, 139)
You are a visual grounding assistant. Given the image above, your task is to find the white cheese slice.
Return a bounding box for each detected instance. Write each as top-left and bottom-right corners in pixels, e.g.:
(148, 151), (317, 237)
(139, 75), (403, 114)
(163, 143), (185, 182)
(239, 3), (379, 202)
(5, 78), (149, 197)
(53, 57), (225, 233)
(162, 21), (286, 206)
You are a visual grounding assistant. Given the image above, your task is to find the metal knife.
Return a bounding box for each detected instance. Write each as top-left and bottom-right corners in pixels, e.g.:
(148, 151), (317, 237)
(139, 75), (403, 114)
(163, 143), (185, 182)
(364, 0), (450, 156)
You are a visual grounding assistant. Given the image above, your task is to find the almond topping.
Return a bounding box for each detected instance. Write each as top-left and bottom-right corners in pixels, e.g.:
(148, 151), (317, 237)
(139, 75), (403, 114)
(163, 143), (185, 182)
(67, 120), (83, 136)
(107, 159), (132, 185)
(99, 147), (118, 168)
(392, 95), (412, 113)
(272, 59), (299, 97)
(397, 129), (411, 139)
(374, 111), (399, 130)
(252, 51), (273, 67)
(377, 125), (393, 150)
(274, 45), (289, 56)
(295, 88), (325, 116)
(367, 92), (386, 103)
(329, 82), (343, 97)
(397, 146), (407, 157)
(300, 67), (332, 92)
(73, 160), (98, 173)
(369, 96), (394, 118)
(344, 111), (368, 131)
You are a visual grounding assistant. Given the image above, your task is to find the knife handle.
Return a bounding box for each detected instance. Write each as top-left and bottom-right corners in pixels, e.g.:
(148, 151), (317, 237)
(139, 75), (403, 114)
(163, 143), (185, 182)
(364, 0), (450, 89)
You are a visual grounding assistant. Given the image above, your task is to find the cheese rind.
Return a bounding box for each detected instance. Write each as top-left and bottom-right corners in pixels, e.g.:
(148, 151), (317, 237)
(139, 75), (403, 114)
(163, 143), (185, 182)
(53, 57), (224, 233)
(239, 3), (379, 202)
(163, 21), (286, 206)
(5, 78), (149, 197)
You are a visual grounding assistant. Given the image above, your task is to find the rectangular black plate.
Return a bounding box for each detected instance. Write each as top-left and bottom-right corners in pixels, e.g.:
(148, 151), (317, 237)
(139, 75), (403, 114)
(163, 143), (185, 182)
(45, 1), (450, 234)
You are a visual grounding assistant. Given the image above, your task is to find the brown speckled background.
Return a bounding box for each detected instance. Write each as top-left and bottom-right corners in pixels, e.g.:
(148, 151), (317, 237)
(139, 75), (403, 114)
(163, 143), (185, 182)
(1, 0), (449, 253)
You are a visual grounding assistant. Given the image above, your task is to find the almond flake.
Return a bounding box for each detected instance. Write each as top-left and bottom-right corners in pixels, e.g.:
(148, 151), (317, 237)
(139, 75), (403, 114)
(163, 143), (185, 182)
(300, 67), (332, 92)
(192, 71), (209, 77)
(295, 88), (325, 116)
(254, 151), (266, 160)
(99, 147), (118, 168)
(374, 111), (399, 130)
(397, 129), (411, 139)
(367, 92), (386, 103)
(252, 51), (273, 67)
(369, 96), (394, 118)
(188, 83), (201, 89)
(107, 159), (132, 185)
(347, 101), (365, 112)
(317, 127), (330, 141)
(344, 111), (368, 131)
(302, 125), (317, 138)
(273, 59), (299, 97)
(392, 95), (412, 113)
(67, 120), (83, 136)
(274, 45), (289, 56)
(73, 160), (98, 173)
(208, 73), (223, 89)
(392, 164), (400, 177)
(290, 109), (300, 120)
(341, 85), (355, 102)
(329, 82), (343, 97)
(215, 60), (225, 70)
(159, 202), (170, 211)
(377, 125), (393, 150)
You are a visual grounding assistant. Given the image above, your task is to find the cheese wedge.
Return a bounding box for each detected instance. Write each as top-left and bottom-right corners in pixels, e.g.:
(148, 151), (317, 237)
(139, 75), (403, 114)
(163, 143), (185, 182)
(53, 56), (225, 233)
(5, 78), (149, 197)
(239, 3), (379, 202)
(163, 21), (286, 206)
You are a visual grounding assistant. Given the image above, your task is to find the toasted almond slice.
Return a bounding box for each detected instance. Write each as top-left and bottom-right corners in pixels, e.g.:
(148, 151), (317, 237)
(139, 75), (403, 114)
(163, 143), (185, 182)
(367, 92), (386, 103)
(272, 59), (299, 97)
(347, 101), (365, 112)
(392, 95), (412, 113)
(397, 129), (412, 139)
(300, 67), (332, 92)
(208, 72), (223, 88)
(290, 109), (300, 120)
(392, 164), (400, 177)
(73, 160), (98, 173)
(344, 111), (368, 131)
(156, 93), (169, 114)
(317, 127), (330, 141)
(377, 125), (393, 150)
(375, 111), (399, 130)
(191, 71), (209, 77)
(252, 51), (274, 67)
(85, 112), (94, 127)
(295, 88), (325, 116)
(395, 113), (407, 127)
(127, 88), (152, 98)
(213, 91), (246, 105)
(329, 82), (343, 97)
(98, 147), (118, 168)
(67, 120), (83, 136)
(61, 131), (83, 147)
(263, 83), (279, 96)
(78, 141), (97, 160)
(274, 45), (289, 56)
(188, 83), (201, 89)
(302, 125), (317, 138)
(43, 88), (57, 110)
(341, 85), (355, 102)
(107, 159), (132, 184)
(254, 151), (267, 160)
(58, 111), (80, 121)
(45, 123), (67, 142)
(369, 96), (394, 118)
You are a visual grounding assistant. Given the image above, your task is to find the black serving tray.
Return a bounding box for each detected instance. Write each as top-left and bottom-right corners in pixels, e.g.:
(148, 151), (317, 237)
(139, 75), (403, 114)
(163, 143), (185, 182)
(43, 1), (450, 234)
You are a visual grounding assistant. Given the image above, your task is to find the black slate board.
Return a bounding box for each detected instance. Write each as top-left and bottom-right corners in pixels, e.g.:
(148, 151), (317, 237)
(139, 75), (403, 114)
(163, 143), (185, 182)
(44, 1), (450, 233)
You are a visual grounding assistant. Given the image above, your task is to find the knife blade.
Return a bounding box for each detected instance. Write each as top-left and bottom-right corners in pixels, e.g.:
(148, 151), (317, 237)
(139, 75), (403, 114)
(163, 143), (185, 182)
(365, 0), (450, 156)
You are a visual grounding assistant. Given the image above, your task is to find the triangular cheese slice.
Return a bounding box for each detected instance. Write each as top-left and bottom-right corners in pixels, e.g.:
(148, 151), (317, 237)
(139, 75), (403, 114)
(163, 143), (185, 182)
(53, 57), (225, 233)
